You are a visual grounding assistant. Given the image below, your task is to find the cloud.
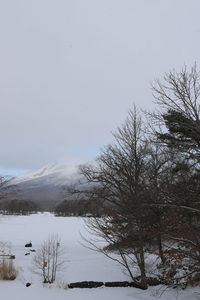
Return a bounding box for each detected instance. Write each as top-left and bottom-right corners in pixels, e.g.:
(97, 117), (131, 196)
(0, 0), (199, 173)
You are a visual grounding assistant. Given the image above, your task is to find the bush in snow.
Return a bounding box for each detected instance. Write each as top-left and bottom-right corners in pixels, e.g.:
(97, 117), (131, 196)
(0, 259), (17, 280)
(156, 245), (200, 289)
(32, 234), (65, 284)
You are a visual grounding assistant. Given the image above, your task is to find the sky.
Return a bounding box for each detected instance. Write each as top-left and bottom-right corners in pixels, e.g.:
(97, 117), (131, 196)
(0, 0), (200, 176)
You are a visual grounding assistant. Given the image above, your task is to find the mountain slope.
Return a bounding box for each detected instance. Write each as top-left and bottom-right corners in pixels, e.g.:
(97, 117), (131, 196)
(8, 163), (79, 210)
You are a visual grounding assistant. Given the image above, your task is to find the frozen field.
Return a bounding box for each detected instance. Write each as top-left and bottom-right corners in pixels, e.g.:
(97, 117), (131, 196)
(0, 212), (199, 300)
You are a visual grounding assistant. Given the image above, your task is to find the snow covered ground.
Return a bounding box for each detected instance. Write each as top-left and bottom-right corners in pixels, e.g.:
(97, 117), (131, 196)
(0, 212), (199, 299)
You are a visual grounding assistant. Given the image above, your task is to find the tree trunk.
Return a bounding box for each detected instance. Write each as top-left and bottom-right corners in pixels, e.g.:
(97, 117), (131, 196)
(157, 235), (166, 264)
(138, 241), (147, 289)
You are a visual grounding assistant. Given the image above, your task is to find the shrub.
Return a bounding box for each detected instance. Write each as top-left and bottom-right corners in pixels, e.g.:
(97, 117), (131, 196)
(0, 260), (17, 280)
(32, 234), (65, 283)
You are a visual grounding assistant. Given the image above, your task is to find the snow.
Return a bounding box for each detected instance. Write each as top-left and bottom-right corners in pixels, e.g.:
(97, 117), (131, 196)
(0, 213), (199, 299)
(10, 162), (77, 185)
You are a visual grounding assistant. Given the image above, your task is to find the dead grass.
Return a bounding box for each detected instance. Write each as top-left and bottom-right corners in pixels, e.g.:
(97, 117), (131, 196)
(0, 260), (17, 280)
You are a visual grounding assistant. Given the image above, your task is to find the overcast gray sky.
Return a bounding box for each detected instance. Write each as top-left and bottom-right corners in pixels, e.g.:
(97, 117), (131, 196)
(0, 0), (200, 175)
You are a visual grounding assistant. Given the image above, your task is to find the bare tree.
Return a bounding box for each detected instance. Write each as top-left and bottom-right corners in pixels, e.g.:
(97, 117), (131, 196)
(75, 107), (156, 289)
(32, 234), (65, 283)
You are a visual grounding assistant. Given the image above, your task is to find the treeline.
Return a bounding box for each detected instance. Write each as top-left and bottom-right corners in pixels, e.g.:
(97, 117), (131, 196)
(0, 199), (39, 215)
(55, 198), (106, 217)
(67, 65), (200, 289)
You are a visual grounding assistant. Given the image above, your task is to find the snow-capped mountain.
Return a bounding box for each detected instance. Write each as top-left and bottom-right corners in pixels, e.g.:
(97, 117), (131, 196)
(11, 162), (75, 186)
(8, 162), (80, 210)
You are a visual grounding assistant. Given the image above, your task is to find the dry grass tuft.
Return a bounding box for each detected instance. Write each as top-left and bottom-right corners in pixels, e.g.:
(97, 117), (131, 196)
(56, 280), (69, 290)
(0, 260), (17, 280)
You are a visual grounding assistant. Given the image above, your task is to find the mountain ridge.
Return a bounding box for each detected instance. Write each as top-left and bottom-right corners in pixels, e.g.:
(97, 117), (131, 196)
(7, 162), (80, 211)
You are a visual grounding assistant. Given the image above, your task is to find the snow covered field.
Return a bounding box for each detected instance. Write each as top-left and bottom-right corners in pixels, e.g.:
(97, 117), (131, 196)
(0, 212), (199, 299)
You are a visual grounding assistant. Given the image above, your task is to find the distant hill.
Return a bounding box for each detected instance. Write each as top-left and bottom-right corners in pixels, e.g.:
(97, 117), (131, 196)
(6, 162), (80, 211)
